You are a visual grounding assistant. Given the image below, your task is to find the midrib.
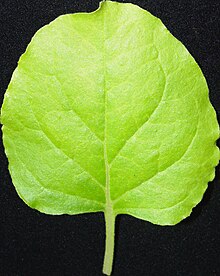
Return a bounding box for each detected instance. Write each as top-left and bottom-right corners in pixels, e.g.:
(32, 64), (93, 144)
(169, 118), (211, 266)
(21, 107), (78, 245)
(102, 3), (115, 275)
(103, 2), (112, 218)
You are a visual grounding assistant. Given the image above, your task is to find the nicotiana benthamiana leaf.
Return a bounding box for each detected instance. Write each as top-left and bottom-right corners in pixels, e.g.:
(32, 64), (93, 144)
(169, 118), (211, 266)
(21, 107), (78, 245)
(1, 1), (219, 275)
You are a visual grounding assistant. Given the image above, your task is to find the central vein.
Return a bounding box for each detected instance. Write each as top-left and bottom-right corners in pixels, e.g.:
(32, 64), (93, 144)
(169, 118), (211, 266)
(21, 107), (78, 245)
(103, 2), (110, 215)
(102, 3), (115, 276)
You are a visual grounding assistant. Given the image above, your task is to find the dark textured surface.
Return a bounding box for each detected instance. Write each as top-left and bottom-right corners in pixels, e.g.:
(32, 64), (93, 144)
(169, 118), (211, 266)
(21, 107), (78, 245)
(0, 0), (220, 275)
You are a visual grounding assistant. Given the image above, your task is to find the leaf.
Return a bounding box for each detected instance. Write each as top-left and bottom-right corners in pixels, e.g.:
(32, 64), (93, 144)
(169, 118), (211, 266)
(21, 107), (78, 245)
(1, 1), (219, 275)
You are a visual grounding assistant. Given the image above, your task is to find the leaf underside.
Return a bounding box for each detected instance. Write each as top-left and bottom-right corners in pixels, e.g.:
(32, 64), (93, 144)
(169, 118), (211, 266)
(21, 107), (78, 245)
(1, 1), (219, 227)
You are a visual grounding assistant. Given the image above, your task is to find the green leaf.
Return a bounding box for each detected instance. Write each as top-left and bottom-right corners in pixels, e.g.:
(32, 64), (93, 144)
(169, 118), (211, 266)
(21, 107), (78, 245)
(1, 1), (219, 275)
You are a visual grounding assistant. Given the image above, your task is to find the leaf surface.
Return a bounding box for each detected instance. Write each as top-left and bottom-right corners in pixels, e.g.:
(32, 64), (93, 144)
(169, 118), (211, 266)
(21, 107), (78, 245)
(1, 1), (219, 275)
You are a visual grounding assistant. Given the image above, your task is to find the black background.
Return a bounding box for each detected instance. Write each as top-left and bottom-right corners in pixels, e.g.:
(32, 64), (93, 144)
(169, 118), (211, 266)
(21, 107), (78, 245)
(0, 0), (220, 275)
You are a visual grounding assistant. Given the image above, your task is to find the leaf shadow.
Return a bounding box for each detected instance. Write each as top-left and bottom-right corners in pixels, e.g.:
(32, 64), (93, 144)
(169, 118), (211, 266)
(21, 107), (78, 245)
(114, 149), (220, 231)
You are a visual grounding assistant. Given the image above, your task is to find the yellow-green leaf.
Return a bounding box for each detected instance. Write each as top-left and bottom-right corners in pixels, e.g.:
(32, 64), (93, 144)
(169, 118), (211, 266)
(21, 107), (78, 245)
(1, 1), (219, 275)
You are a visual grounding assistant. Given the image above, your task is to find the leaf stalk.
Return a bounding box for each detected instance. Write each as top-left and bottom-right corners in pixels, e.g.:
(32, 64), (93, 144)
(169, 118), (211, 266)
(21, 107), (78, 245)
(103, 203), (115, 275)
